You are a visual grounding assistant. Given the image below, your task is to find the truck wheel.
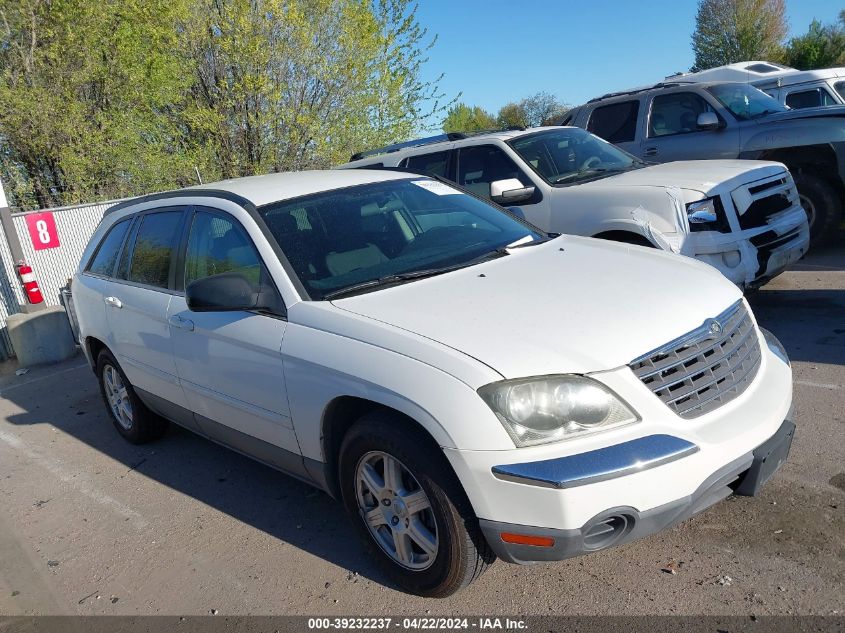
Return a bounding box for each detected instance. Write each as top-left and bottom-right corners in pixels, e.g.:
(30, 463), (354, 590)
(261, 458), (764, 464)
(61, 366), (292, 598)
(338, 411), (494, 597)
(96, 349), (168, 444)
(793, 173), (841, 246)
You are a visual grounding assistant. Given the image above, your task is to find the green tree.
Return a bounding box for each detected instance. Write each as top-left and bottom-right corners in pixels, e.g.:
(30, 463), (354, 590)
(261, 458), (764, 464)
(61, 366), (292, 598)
(782, 18), (845, 70)
(691, 0), (787, 71)
(0, 0), (446, 210)
(442, 103), (497, 133)
(519, 92), (569, 126)
(497, 102), (529, 129)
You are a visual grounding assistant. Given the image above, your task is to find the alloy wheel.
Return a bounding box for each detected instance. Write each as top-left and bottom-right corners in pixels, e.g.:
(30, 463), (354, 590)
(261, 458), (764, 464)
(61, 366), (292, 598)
(103, 364), (133, 431)
(355, 451), (439, 570)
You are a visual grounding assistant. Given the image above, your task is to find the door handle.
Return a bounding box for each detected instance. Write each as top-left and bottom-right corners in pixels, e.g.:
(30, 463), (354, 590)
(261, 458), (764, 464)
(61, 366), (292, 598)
(644, 147), (659, 157)
(104, 296), (122, 309)
(168, 315), (194, 332)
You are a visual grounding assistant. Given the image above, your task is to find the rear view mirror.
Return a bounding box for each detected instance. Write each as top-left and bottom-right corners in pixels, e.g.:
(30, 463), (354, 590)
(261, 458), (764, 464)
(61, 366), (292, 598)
(490, 178), (535, 204)
(186, 273), (259, 312)
(696, 112), (720, 131)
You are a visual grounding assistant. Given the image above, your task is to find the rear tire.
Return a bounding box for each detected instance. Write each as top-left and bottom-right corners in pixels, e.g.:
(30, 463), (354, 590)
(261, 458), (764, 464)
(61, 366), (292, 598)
(338, 411), (494, 597)
(793, 172), (841, 246)
(96, 349), (168, 444)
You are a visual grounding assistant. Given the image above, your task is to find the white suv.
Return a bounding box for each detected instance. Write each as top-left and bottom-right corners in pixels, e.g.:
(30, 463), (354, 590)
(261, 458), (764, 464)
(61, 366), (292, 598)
(340, 127), (809, 290)
(72, 170), (795, 597)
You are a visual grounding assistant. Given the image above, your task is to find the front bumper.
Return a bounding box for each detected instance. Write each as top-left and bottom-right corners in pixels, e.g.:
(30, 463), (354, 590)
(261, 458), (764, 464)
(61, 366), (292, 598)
(481, 417), (795, 564)
(685, 206), (809, 290)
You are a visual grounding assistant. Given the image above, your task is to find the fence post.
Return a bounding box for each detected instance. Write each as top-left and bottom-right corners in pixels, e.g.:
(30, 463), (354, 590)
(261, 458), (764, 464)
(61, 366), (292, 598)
(0, 182), (43, 314)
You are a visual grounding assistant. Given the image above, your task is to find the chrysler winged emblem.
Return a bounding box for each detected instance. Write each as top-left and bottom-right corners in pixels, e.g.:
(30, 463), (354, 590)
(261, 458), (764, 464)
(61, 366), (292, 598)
(706, 318), (723, 338)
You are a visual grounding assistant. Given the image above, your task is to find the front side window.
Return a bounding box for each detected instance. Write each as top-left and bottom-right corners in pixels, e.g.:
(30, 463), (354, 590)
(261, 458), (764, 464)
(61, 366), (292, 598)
(707, 84), (787, 120)
(87, 219), (131, 277)
(128, 211), (183, 288)
(183, 210), (284, 314)
(509, 128), (641, 185)
(785, 88), (838, 109)
(835, 81), (845, 101)
(586, 100), (640, 143)
(455, 145), (532, 199)
(258, 179), (543, 299)
(649, 92), (718, 137)
(401, 151), (449, 178)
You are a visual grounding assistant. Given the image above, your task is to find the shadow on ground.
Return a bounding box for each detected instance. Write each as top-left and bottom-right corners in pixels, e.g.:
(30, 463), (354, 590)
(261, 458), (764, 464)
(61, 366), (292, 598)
(0, 361), (388, 588)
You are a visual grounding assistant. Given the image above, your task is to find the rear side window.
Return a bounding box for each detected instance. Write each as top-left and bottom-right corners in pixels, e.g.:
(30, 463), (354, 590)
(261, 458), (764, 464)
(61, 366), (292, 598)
(128, 211), (183, 288)
(87, 219), (131, 277)
(785, 88), (837, 109)
(587, 101), (639, 143)
(401, 151), (449, 177)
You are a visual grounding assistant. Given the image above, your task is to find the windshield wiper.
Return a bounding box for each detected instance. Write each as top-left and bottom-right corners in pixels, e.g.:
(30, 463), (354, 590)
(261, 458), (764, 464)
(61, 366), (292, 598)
(323, 262), (481, 300)
(552, 168), (612, 184)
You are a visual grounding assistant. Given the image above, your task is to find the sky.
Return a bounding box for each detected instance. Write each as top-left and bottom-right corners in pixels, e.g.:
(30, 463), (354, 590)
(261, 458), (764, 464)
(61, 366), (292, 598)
(414, 0), (842, 118)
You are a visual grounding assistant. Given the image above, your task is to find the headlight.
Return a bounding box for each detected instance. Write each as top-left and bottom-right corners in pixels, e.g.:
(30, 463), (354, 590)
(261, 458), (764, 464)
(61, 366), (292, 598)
(686, 197), (729, 233)
(478, 375), (640, 447)
(760, 327), (790, 366)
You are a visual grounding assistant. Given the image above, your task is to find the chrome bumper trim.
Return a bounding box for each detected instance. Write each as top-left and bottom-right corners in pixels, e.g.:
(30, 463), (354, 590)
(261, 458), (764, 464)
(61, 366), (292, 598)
(491, 435), (699, 489)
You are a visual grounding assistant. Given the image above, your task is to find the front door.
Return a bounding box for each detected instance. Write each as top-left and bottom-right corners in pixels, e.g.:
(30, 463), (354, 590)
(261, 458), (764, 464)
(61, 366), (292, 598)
(167, 208), (302, 468)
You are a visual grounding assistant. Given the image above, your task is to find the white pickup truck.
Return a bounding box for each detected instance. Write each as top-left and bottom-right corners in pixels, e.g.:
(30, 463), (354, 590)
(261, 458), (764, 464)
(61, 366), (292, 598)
(341, 127), (810, 290)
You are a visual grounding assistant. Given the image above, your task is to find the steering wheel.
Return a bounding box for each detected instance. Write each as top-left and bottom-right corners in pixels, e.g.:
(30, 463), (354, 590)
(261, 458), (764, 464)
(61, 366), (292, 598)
(580, 156), (602, 171)
(399, 226), (457, 254)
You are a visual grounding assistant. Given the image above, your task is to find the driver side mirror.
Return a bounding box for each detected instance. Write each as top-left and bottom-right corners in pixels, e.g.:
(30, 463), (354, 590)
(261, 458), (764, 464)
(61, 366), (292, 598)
(490, 178), (535, 204)
(186, 272), (260, 312)
(696, 112), (721, 131)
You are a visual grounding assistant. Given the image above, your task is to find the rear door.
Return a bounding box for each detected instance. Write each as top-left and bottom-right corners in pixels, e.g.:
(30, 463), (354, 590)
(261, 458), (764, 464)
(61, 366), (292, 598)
(105, 207), (189, 409)
(167, 207), (303, 469)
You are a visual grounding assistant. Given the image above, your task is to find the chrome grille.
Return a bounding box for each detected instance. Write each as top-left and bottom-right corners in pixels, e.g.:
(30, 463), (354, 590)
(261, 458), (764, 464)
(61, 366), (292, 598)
(629, 301), (762, 419)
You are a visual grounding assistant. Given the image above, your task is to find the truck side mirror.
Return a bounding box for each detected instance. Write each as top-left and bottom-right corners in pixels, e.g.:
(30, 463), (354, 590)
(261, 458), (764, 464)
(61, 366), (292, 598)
(490, 178), (535, 204)
(696, 112), (721, 131)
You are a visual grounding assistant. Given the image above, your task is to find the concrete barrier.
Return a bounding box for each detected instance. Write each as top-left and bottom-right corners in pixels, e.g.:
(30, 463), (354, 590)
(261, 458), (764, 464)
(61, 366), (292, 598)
(7, 306), (77, 367)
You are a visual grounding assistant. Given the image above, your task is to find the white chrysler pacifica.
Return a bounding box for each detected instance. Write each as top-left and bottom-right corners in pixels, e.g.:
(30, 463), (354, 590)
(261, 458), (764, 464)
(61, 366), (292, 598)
(72, 169), (795, 597)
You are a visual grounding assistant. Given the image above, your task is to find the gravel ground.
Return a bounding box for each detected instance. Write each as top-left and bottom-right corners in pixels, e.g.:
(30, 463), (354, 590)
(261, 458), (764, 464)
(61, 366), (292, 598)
(0, 242), (842, 617)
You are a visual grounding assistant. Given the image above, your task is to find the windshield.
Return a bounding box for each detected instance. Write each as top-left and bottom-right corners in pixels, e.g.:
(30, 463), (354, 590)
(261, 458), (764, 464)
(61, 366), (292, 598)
(707, 84), (788, 120)
(258, 178), (543, 299)
(508, 128), (641, 185)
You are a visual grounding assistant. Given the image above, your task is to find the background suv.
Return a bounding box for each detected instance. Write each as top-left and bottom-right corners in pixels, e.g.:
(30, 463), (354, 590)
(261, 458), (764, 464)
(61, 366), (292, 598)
(341, 127), (809, 290)
(563, 81), (845, 245)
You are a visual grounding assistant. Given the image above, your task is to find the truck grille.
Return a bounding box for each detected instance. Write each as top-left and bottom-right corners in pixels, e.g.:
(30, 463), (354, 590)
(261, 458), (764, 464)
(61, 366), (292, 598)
(732, 175), (797, 230)
(629, 301), (762, 419)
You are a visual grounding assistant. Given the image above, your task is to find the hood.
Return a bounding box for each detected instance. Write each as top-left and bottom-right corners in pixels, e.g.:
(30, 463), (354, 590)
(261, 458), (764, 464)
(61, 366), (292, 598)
(331, 236), (742, 379)
(584, 160), (787, 197)
(755, 105), (845, 123)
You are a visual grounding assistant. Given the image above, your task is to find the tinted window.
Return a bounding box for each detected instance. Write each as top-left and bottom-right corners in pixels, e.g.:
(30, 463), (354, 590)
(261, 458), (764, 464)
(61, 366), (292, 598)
(836, 81), (845, 100)
(649, 92), (718, 137)
(456, 145), (531, 199)
(128, 211), (182, 288)
(402, 151), (449, 177)
(184, 211), (284, 314)
(587, 101), (639, 143)
(185, 212), (261, 287)
(259, 179), (542, 299)
(87, 219), (130, 277)
(785, 88), (837, 109)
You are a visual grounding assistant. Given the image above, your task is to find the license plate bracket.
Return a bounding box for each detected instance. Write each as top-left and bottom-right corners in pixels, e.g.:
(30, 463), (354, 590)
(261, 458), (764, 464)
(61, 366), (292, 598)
(734, 419), (795, 497)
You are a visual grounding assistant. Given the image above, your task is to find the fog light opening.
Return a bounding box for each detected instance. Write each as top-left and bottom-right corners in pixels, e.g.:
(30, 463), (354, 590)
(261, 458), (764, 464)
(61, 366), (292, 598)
(583, 514), (634, 551)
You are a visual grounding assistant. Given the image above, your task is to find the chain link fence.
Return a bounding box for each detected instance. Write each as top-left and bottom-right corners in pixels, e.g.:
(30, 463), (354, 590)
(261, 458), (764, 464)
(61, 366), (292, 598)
(0, 199), (120, 360)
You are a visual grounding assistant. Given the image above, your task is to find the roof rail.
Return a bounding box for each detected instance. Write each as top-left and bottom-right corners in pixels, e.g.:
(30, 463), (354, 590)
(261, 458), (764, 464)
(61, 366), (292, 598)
(586, 81), (693, 103)
(349, 133), (467, 162)
(348, 126), (527, 162)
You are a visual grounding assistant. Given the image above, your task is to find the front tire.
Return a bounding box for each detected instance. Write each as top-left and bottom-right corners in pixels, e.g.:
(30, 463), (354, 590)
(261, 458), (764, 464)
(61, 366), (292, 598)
(339, 411), (494, 597)
(793, 172), (841, 246)
(96, 349), (168, 444)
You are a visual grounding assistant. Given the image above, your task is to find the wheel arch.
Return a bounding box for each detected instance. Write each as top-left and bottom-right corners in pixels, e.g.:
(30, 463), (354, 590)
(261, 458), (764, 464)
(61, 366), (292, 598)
(84, 336), (109, 372)
(319, 396), (450, 500)
(754, 143), (842, 189)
